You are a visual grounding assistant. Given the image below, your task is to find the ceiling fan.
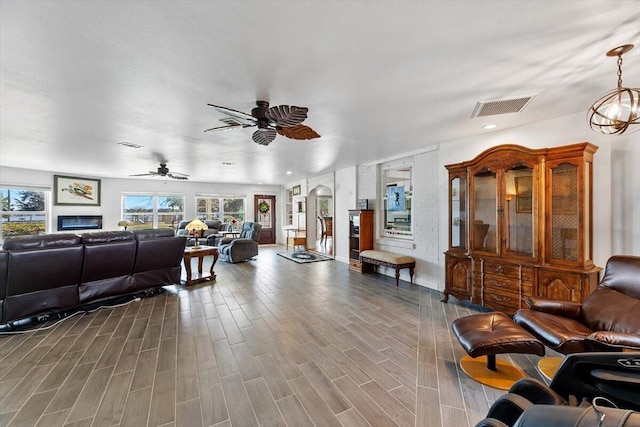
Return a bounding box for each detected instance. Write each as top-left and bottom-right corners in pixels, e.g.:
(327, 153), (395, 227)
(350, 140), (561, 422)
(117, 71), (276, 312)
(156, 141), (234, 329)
(130, 162), (189, 180)
(205, 100), (320, 145)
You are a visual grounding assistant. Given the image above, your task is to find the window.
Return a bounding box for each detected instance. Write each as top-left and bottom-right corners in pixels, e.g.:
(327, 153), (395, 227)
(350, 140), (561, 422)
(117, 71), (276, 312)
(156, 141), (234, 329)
(122, 194), (184, 230)
(196, 195), (245, 227)
(381, 162), (413, 238)
(1, 187), (48, 240)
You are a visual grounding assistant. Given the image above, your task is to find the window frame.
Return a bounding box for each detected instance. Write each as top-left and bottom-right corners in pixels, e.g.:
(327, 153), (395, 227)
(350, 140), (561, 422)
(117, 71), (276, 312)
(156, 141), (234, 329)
(196, 194), (246, 227)
(1, 186), (50, 240)
(121, 193), (185, 230)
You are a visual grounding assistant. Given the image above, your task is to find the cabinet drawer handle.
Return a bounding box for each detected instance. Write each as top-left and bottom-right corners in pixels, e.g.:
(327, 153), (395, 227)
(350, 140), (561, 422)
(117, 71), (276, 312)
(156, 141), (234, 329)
(491, 295), (511, 303)
(490, 280), (510, 288)
(495, 265), (505, 274)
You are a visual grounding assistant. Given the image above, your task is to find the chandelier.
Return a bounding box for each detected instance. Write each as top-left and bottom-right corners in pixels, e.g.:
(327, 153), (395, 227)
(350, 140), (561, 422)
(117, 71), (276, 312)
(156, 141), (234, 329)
(587, 44), (640, 135)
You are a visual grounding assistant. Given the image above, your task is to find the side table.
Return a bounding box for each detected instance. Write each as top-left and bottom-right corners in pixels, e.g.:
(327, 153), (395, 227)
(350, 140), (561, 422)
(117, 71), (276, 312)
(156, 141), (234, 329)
(182, 245), (219, 286)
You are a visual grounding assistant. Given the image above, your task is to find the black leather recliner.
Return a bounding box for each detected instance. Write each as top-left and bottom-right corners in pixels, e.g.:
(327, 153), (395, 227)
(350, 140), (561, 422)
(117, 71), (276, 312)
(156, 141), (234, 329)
(474, 352), (640, 427)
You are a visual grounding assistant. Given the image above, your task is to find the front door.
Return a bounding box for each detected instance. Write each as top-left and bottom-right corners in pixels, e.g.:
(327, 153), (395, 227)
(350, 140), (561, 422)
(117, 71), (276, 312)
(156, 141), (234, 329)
(255, 195), (276, 244)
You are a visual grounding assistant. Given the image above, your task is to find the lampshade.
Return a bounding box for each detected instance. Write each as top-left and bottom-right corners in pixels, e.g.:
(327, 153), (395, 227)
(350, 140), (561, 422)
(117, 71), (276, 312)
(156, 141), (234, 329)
(185, 218), (208, 232)
(587, 44), (640, 135)
(185, 218), (208, 248)
(117, 220), (133, 227)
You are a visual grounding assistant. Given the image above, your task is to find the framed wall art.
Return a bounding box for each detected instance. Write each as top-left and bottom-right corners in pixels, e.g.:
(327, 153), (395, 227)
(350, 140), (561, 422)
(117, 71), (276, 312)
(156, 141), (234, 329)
(292, 185), (301, 196)
(54, 175), (101, 206)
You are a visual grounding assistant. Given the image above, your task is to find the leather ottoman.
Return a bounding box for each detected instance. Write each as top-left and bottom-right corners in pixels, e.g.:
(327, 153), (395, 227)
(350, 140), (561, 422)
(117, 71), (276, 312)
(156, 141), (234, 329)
(452, 312), (545, 390)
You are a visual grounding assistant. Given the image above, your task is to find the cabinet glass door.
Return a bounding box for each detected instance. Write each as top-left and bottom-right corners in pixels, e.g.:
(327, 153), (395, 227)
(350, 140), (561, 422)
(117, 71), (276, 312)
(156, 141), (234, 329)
(472, 170), (497, 254)
(550, 163), (579, 261)
(450, 176), (466, 249)
(505, 167), (534, 257)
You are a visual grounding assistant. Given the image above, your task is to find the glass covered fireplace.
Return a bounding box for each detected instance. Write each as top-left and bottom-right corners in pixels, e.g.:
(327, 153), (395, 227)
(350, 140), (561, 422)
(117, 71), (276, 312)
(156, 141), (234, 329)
(57, 215), (103, 231)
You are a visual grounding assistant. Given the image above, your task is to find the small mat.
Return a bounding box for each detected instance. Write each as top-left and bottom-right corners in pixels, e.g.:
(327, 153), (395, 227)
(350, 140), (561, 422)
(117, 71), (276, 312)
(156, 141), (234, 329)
(278, 251), (333, 264)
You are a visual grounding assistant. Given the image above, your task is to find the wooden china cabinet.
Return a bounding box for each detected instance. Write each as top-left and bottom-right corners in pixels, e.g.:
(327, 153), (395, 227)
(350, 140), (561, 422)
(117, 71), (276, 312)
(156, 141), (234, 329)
(442, 143), (601, 315)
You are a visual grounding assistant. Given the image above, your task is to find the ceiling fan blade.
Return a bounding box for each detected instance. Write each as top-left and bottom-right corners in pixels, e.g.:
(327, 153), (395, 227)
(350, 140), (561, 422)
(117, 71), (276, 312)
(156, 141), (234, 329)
(129, 172), (158, 177)
(252, 128), (277, 146)
(266, 105), (308, 127)
(167, 173), (189, 180)
(276, 125), (320, 140)
(204, 123), (252, 133)
(207, 103), (256, 122)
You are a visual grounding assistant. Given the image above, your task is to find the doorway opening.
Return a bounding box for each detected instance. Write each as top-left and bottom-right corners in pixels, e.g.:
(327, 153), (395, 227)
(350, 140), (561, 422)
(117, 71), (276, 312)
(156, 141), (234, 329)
(307, 185), (333, 256)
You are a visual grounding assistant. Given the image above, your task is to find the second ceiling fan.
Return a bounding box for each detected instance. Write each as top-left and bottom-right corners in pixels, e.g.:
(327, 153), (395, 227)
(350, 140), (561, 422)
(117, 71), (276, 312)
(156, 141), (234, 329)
(205, 100), (320, 145)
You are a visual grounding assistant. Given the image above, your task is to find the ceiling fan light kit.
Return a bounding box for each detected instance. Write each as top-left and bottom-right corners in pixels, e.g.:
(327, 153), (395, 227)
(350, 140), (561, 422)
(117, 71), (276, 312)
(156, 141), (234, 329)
(205, 100), (320, 145)
(588, 44), (640, 135)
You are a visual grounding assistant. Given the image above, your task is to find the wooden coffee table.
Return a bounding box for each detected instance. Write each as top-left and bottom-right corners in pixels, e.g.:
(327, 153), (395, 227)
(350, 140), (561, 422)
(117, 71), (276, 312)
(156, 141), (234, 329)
(182, 245), (219, 286)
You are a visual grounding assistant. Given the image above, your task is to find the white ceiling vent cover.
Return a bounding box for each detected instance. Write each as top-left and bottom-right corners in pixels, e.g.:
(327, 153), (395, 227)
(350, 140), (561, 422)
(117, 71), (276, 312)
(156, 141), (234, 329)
(471, 96), (535, 118)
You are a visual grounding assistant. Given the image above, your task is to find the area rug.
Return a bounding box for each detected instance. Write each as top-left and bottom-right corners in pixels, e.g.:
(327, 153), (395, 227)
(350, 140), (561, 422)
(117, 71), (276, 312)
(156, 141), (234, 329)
(278, 251), (333, 264)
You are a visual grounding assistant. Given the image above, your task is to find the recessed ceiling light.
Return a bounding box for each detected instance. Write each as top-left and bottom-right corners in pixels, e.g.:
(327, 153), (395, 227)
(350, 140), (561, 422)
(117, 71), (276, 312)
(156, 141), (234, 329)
(286, 171), (292, 175)
(118, 142), (144, 148)
(482, 124), (498, 130)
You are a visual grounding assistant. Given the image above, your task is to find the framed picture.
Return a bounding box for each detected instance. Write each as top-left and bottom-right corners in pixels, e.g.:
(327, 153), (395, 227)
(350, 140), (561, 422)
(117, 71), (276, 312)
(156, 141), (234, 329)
(515, 176), (532, 213)
(292, 185), (301, 196)
(357, 199), (368, 209)
(54, 175), (101, 206)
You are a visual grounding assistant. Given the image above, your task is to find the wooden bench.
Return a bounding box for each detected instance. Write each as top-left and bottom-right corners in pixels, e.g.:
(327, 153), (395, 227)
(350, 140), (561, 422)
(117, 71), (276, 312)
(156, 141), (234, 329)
(359, 250), (416, 286)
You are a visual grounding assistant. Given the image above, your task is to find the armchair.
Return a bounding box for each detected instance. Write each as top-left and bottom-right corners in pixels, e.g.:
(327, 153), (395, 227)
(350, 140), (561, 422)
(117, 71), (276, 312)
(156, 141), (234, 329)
(218, 222), (262, 263)
(514, 255), (640, 355)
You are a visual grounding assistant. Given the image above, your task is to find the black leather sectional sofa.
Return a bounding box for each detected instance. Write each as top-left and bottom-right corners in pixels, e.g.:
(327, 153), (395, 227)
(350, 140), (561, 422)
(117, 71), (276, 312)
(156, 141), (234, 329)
(0, 228), (186, 324)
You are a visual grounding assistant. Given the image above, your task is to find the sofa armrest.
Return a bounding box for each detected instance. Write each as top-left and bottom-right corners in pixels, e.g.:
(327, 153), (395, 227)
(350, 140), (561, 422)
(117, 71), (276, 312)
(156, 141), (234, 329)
(524, 296), (582, 319)
(587, 331), (640, 350)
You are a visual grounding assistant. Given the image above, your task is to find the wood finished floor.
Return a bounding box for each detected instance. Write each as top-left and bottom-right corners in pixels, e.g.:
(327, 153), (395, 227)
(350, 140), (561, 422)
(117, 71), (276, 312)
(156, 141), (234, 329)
(0, 246), (547, 427)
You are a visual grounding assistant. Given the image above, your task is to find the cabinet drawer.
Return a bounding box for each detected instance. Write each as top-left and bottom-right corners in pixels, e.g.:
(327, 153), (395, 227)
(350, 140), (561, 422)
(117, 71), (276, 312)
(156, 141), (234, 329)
(484, 275), (533, 295)
(482, 261), (534, 281)
(480, 287), (526, 313)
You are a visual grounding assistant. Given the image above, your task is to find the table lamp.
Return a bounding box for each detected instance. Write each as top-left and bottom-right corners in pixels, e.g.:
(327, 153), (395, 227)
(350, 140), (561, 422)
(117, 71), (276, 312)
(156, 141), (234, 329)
(185, 218), (208, 249)
(117, 220), (134, 231)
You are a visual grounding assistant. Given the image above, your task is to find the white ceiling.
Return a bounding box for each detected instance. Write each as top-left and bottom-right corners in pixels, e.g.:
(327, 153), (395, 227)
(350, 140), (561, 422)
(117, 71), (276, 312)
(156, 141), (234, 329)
(1, 1), (639, 185)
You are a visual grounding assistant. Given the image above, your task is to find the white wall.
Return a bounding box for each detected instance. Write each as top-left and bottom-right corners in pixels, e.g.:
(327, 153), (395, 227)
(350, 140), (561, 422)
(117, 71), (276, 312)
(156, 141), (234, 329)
(334, 166), (357, 263)
(0, 166), (280, 236)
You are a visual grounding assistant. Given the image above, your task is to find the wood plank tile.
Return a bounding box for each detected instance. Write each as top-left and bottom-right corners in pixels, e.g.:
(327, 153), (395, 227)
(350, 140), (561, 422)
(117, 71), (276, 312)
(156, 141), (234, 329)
(336, 408), (371, 427)
(4, 389), (56, 427)
(244, 378), (287, 427)
(34, 409), (70, 427)
(299, 361), (351, 414)
(288, 375), (342, 427)
(332, 376), (397, 427)
(114, 339), (143, 374)
(344, 348), (400, 391)
(0, 363), (52, 413)
(64, 367), (114, 424)
(45, 363), (95, 414)
(276, 394), (314, 427)
(229, 342), (261, 382)
(131, 348), (158, 391)
(92, 371), (133, 427)
(176, 356), (199, 403)
(253, 353), (293, 400)
(361, 380), (414, 427)
(212, 339), (239, 377)
(219, 373), (258, 427)
(416, 386), (442, 427)
(120, 387), (152, 427)
(175, 398), (204, 427)
(148, 369), (176, 427)
(156, 337), (177, 373)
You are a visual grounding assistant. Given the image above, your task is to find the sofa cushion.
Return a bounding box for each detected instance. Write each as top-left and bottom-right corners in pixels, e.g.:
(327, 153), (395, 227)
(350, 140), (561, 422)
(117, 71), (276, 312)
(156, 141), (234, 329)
(2, 233), (81, 250)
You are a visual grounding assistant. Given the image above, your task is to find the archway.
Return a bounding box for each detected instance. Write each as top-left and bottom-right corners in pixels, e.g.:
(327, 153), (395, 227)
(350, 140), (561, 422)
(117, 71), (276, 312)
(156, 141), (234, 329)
(307, 184), (333, 255)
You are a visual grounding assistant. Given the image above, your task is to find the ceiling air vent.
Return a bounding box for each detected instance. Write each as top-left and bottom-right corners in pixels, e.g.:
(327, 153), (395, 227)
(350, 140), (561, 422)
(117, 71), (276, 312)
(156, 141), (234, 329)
(470, 96), (535, 118)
